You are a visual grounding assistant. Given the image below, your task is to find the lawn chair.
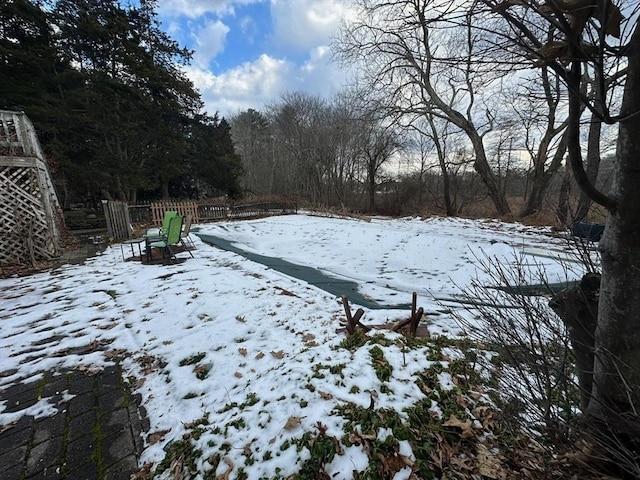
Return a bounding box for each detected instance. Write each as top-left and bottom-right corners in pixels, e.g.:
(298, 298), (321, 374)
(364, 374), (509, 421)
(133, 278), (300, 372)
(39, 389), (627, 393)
(181, 214), (197, 252)
(145, 210), (177, 242)
(148, 214), (184, 262)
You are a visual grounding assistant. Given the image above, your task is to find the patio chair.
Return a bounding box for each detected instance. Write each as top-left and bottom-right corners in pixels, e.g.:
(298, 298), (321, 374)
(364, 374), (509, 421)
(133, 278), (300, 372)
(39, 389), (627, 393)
(180, 214), (197, 252)
(148, 214), (184, 262)
(145, 210), (177, 242)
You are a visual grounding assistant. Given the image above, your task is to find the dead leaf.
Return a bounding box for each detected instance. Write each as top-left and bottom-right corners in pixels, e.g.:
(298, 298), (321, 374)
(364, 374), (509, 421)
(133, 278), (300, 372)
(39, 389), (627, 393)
(271, 350), (284, 359)
(170, 453), (185, 480)
(318, 391), (333, 400)
(238, 348), (247, 356)
(473, 405), (496, 429)
(456, 394), (469, 408)
(469, 390), (483, 400)
(216, 457), (234, 480)
(234, 371), (243, 378)
(104, 348), (127, 359)
(275, 286), (298, 297)
(130, 462), (153, 479)
(194, 364), (209, 378)
(96, 323), (117, 330)
(284, 416), (303, 430)
(147, 429), (171, 445)
(0, 421), (17, 434)
(443, 414), (475, 438)
(255, 352), (265, 360)
(477, 443), (506, 479)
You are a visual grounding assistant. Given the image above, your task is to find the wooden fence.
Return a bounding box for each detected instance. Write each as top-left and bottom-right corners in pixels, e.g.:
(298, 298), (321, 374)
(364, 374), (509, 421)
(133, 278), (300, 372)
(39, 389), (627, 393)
(102, 200), (298, 240)
(150, 201), (199, 225)
(127, 200), (297, 225)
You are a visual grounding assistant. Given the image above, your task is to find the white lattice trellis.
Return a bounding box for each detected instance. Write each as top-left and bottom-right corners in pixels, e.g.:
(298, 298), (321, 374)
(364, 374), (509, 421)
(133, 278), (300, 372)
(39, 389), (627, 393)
(0, 110), (62, 266)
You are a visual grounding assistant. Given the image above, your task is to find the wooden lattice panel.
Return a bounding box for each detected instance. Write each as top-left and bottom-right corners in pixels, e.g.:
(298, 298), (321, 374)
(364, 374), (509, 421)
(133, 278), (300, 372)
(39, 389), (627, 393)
(0, 111), (61, 266)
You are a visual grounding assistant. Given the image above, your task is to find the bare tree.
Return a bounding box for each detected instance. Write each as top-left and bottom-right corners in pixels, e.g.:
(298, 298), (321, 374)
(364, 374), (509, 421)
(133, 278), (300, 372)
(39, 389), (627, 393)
(483, 0), (640, 458)
(230, 109), (272, 196)
(503, 66), (570, 217)
(334, 0), (515, 216)
(406, 113), (461, 215)
(328, 95), (365, 208)
(268, 92), (331, 202)
(355, 112), (404, 212)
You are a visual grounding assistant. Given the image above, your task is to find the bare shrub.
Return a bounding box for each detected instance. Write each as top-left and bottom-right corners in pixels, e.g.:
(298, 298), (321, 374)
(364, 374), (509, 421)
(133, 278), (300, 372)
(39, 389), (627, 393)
(452, 252), (579, 447)
(453, 246), (640, 478)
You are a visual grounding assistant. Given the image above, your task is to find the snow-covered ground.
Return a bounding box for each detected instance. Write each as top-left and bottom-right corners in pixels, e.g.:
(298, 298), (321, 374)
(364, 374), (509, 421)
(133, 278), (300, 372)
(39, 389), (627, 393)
(0, 213), (583, 478)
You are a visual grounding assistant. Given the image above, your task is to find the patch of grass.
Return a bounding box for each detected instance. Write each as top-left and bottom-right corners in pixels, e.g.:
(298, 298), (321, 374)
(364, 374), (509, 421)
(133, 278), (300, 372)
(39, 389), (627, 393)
(218, 392), (260, 413)
(370, 345), (392, 382)
(336, 402), (410, 440)
(154, 436), (202, 478)
(226, 417), (246, 431)
(402, 336), (432, 349)
(293, 423), (343, 479)
(337, 330), (394, 351)
(179, 352), (206, 366)
(311, 364), (328, 379)
(336, 400), (438, 479)
(336, 330), (368, 350)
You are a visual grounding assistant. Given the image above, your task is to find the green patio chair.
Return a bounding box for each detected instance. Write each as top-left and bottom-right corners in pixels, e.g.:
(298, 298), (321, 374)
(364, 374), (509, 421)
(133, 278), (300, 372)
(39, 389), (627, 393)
(145, 210), (177, 242)
(148, 215), (184, 262)
(180, 214), (197, 253)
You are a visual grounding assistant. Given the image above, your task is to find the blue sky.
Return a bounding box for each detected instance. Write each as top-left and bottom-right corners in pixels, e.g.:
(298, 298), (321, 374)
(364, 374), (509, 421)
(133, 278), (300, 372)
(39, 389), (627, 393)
(153, 0), (355, 118)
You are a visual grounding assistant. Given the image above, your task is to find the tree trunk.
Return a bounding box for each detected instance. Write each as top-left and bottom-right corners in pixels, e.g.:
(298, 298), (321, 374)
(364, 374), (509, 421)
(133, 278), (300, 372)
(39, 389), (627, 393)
(161, 180), (170, 200)
(550, 273), (600, 410)
(367, 165), (376, 213)
(520, 133), (567, 218)
(587, 25), (640, 439)
(469, 132), (511, 216)
(441, 159), (455, 216)
(557, 166), (572, 226)
(574, 80), (604, 223)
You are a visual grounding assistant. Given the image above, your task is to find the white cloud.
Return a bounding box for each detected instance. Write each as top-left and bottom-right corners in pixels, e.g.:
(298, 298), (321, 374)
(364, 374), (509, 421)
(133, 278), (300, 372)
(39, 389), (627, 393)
(184, 54), (292, 117)
(185, 48), (348, 117)
(159, 0), (355, 117)
(297, 45), (348, 94)
(192, 19), (230, 67)
(239, 15), (259, 44)
(270, 0), (351, 52)
(157, 0), (260, 18)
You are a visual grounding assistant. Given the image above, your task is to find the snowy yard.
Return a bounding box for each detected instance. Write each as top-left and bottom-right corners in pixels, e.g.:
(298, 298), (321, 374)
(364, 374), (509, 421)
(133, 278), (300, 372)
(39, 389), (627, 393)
(0, 213), (584, 479)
